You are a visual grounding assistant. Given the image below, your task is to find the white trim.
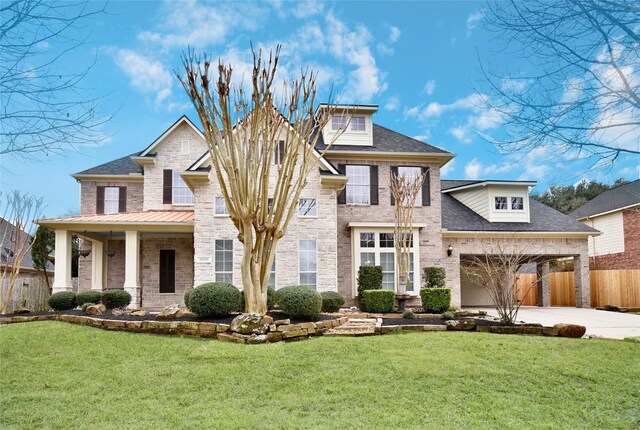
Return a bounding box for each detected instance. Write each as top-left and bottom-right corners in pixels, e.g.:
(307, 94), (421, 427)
(71, 174), (143, 182)
(441, 230), (600, 238)
(348, 222), (427, 229)
(140, 116), (205, 157)
(442, 180), (537, 194)
(576, 203), (640, 221)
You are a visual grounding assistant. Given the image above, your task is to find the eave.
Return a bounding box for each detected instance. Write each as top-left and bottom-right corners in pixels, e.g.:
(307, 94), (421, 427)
(71, 174), (144, 182)
(441, 230), (601, 239)
(324, 151), (455, 165)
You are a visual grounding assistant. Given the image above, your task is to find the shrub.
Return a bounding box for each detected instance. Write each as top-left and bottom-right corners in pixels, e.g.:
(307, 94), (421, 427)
(238, 287), (277, 312)
(420, 288), (451, 313)
(402, 309), (416, 319)
(188, 282), (241, 317)
(81, 302), (93, 313)
(361, 290), (395, 313)
(184, 289), (192, 308)
(276, 285), (322, 320)
(47, 291), (76, 311)
(422, 266), (446, 289)
(357, 266), (382, 309)
(101, 289), (132, 309)
(76, 291), (101, 306)
(320, 291), (345, 313)
(441, 311), (455, 321)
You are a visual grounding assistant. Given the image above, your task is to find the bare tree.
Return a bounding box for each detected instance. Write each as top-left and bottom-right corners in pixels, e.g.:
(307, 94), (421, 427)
(481, 0), (640, 165)
(389, 169), (425, 295)
(461, 238), (549, 324)
(1, 191), (44, 313)
(177, 47), (344, 315)
(1, 0), (109, 159)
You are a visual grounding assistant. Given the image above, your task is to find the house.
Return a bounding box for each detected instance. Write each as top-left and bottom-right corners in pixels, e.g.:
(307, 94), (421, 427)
(569, 179), (640, 269)
(36, 105), (599, 309)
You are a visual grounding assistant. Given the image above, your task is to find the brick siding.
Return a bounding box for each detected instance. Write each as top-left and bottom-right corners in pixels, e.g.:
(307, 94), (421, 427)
(590, 208), (640, 269)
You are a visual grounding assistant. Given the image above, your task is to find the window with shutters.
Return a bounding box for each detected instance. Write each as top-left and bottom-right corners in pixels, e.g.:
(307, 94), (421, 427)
(172, 170), (195, 205)
(345, 165), (370, 205)
(104, 187), (120, 214)
(397, 166), (422, 206)
(159, 250), (176, 293)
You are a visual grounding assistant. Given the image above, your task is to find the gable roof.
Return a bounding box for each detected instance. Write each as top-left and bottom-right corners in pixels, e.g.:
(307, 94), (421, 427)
(569, 179), (640, 220)
(73, 152), (143, 177)
(441, 180), (598, 234)
(1, 218), (54, 271)
(139, 116), (205, 156)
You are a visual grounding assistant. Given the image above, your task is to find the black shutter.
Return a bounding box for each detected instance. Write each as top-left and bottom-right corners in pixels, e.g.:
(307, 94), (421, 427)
(163, 169), (172, 204)
(422, 167), (431, 206)
(159, 250), (176, 293)
(118, 187), (127, 213)
(370, 165), (378, 205)
(390, 166), (398, 205)
(337, 164), (346, 204)
(96, 186), (105, 214)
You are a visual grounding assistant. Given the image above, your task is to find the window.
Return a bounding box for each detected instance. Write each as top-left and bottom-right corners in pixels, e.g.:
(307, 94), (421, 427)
(268, 260), (276, 288)
(331, 115), (347, 130)
(360, 232), (375, 248)
(380, 233), (394, 248)
(511, 197), (524, 210)
(360, 252), (375, 266)
(215, 197), (228, 215)
(299, 240), (317, 289)
(397, 166), (422, 205)
(298, 198), (317, 217)
(351, 116), (366, 131)
(273, 140), (285, 165)
(104, 187), (120, 214)
(399, 252), (416, 292)
(345, 165), (370, 205)
(159, 250), (175, 293)
(380, 253), (395, 290)
(214, 240), (233, 283)
(172, 170), (195, 205)
(495, 196), (508, 210)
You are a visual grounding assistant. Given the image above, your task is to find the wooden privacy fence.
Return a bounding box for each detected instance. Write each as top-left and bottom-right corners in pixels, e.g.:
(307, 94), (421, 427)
(2, 274), (52, 313)
(514, 270), (640, 308)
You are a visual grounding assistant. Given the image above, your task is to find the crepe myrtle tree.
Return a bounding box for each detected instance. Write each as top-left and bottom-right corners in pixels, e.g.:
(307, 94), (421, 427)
(461, 238), (549, 325)
(177, 46), (345, 315)
(389, 169), (426, 295)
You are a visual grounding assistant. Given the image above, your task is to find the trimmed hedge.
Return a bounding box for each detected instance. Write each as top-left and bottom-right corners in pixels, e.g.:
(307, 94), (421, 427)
(420, 288), (451, 313)
(184, 289), (192, 308)
(276, 285), (322, 320)
(101, 289), (132, 309)
(76, 291), (101, 306)
(361, 290), (395, 313)
(422, 266), (446, 289)
(357, 266), (383, 309)
(238, 287), (277, 312)
(188, 282), (241, 317)
(81, 302), (93, 313)
(47, 291), (76, 311)
(320, 291), (345, 313)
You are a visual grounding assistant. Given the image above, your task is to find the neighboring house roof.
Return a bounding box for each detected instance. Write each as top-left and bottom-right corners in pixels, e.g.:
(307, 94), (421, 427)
(569, 179), (640, 220)
(73, 152), (143, 177)
(315, 123), (452, 155)
(440, 180), (598, 234)
(0, 218), (54, 271)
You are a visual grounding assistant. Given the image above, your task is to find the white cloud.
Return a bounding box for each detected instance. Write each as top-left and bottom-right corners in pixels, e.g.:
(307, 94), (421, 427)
(112, 49), (173, 104)
(440, 159), (455, 177)
(423, 80), (436, 95)
(466, 11), (483, 37)
(384, 96), (400, 111)
(464, 158), (482, 179)
(290, 1), (324, 18)
(389, 26), (401, 43)
(404, 106), (420, 118)
(449, 126), (470, 143)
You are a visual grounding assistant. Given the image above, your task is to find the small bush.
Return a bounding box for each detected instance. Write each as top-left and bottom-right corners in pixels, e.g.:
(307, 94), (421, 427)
(357, 266), (383, 309)
(47, 291), (76, 311)
(238, 287), (277, 312)
(184, 289), (192, 308)
(441, 311), (455, 321)
(276, 285), (322, 320)
(189, 282), (241, 317)
(402, 309), (416, 319)
(81, 302), (93, 313)
(422, 266), (446, 289)
(361, 290), (395, 313)
(76, 291), (101, 306)
(420, 288), (451, 313)
(320, 291), (345, 313)
(101, 289), (132, 309)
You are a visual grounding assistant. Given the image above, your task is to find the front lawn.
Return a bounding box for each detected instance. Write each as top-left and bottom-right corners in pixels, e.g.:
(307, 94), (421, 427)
(1, 322), (638, 429)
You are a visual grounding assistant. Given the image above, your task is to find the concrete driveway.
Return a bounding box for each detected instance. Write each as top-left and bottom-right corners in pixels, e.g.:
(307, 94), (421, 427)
(472, 307), (640, 340)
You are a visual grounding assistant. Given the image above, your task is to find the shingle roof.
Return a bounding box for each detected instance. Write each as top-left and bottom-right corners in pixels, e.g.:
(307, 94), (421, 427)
(569, 179), (640, 219)
(73, 152), (143, 176)
(1, 218), (54, 271)
(315, 123), (452, 154)
(441, 180), (598, 233)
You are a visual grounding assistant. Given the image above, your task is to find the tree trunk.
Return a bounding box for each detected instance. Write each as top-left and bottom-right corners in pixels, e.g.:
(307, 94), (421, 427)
(240, 227), (268, 315)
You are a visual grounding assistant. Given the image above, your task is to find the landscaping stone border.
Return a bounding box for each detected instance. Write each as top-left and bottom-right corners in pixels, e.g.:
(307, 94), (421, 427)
(0, 314), (349, 344)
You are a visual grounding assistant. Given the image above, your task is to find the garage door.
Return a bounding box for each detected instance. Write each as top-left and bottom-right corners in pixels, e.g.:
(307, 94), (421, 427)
(460, 269), (494, 307)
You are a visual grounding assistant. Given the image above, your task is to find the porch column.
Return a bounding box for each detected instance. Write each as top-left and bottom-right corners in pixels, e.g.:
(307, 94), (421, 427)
(91, 240), (104, 291)
(536, 261), (551, 307)
(123, 230), (141, 309)
(574, 253), (591, 308)
(52, 229), (73, 293)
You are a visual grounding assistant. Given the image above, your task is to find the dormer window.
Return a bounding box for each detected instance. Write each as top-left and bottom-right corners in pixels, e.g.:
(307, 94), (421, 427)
(495, 196), (524, 211)
(511, 197), (524, 210)
(351, 116), (366, 131)
(331, 115), (348, 130)
(495, 196), (508, 210)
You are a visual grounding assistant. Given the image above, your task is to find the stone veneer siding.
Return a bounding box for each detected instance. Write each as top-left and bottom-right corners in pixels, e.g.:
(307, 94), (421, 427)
(80, 180), (143, 215)
(331, 160), (444, 305)
(590, 208), (640, 270)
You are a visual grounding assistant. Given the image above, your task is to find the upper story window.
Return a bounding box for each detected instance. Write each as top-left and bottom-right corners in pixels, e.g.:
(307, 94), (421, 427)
(345, 165), (370, 205)
(511, 197), (524, 210)
(96, 186), (126, 214)
(331, 115), (348, 131)
(495, 196), (524, 211)
(172, 170), (195, 205)
(273, 140), (285, 165)
(215, 197), (228, 216)
(396, 166), (423, 206)
(495, 196), (508, 210)
(298, 198), (317, 217)
(351, 116), (366, 131)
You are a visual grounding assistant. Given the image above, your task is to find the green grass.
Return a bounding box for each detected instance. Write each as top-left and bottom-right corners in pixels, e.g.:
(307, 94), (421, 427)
(1, 322), (639, 429)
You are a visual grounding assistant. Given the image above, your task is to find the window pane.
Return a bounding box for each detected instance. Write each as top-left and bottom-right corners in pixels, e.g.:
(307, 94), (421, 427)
(360, 232), (375, 248)
(495, 197), (508, 210)
(299, 240), (317, 289)
(298, 198), (317, 217)
(215, 197), (228, 215)
(346, 165), (370, 205)
(172, 170), (195, 205)
(380, 252), (395, 290)
(511, 197), (524, 210)
(380, 233), (394, 248)
(351, 116), (365, 131)
(104, 187), (119, 214)
(332, 115), (347, 130)
(397, 166), (422, 205)
(268, 260), (276, 288)
(360, 252), (375, 266)
(214, 240), (233, 283)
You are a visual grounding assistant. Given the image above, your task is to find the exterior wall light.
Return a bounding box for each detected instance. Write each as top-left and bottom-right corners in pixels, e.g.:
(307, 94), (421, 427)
(447, 244), (453, 257)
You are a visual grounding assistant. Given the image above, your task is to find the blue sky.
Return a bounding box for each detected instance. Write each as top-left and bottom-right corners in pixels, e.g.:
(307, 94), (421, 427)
(2, 0), (638, 217)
